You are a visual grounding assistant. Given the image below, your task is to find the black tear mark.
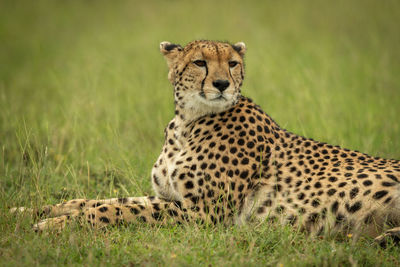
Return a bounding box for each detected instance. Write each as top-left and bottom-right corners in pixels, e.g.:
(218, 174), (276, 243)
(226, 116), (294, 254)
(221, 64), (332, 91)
(200, 63), (208, 92)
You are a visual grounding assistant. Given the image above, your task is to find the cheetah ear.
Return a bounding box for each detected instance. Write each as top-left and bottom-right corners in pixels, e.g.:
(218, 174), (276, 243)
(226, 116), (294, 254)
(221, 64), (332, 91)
(160, 41), (183, 84)
(232, 42), (246, 57)
(160, 41), (183, 67)
(160, 41), (183, 55)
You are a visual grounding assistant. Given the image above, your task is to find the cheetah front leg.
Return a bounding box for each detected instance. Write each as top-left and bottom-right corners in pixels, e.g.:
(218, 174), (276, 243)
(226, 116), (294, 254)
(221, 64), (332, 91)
(32, 197), (193, 231)
(10, 196), (157, 219)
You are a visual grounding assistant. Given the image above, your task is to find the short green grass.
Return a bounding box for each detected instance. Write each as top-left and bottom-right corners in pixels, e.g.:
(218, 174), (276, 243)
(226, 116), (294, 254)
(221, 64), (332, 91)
(1, 0), (400, 266)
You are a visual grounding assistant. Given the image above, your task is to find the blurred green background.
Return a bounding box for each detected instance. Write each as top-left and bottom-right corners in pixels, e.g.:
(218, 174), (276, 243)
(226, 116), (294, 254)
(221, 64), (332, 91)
(1, 0), (400, 265)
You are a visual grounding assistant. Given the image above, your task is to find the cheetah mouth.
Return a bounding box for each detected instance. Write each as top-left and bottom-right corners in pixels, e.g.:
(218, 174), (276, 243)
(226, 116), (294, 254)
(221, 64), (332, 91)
(211, 95), (227, 101)
(199, 91), (227, 102)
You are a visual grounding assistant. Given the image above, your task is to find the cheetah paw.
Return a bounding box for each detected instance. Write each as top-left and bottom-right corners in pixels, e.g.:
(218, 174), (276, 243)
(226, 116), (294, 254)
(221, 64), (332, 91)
(374, 227), (400, 248)
(33, 216), (68, 232)
(10, 207), (34, 214)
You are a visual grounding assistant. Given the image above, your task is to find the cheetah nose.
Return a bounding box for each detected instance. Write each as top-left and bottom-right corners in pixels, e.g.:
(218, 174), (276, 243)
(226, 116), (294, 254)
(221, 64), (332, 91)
(212, 80), (230, 92)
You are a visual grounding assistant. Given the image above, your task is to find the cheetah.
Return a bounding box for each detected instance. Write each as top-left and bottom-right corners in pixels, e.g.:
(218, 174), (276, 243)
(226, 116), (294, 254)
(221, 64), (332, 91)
(12, 40), (400, 246)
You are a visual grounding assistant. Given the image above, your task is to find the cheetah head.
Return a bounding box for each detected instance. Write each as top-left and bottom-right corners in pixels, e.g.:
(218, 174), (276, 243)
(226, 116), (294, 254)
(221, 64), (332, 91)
(160, 40), (246, 120)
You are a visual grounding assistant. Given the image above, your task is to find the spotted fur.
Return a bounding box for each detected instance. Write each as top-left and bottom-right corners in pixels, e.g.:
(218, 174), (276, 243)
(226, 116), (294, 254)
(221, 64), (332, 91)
(12, 40), (400, 245)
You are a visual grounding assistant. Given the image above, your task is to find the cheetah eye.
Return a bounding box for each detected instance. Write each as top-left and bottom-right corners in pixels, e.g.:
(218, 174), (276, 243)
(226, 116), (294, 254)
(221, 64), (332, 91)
(228, 61), (238, 68)
(193, 60), (206, 67)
